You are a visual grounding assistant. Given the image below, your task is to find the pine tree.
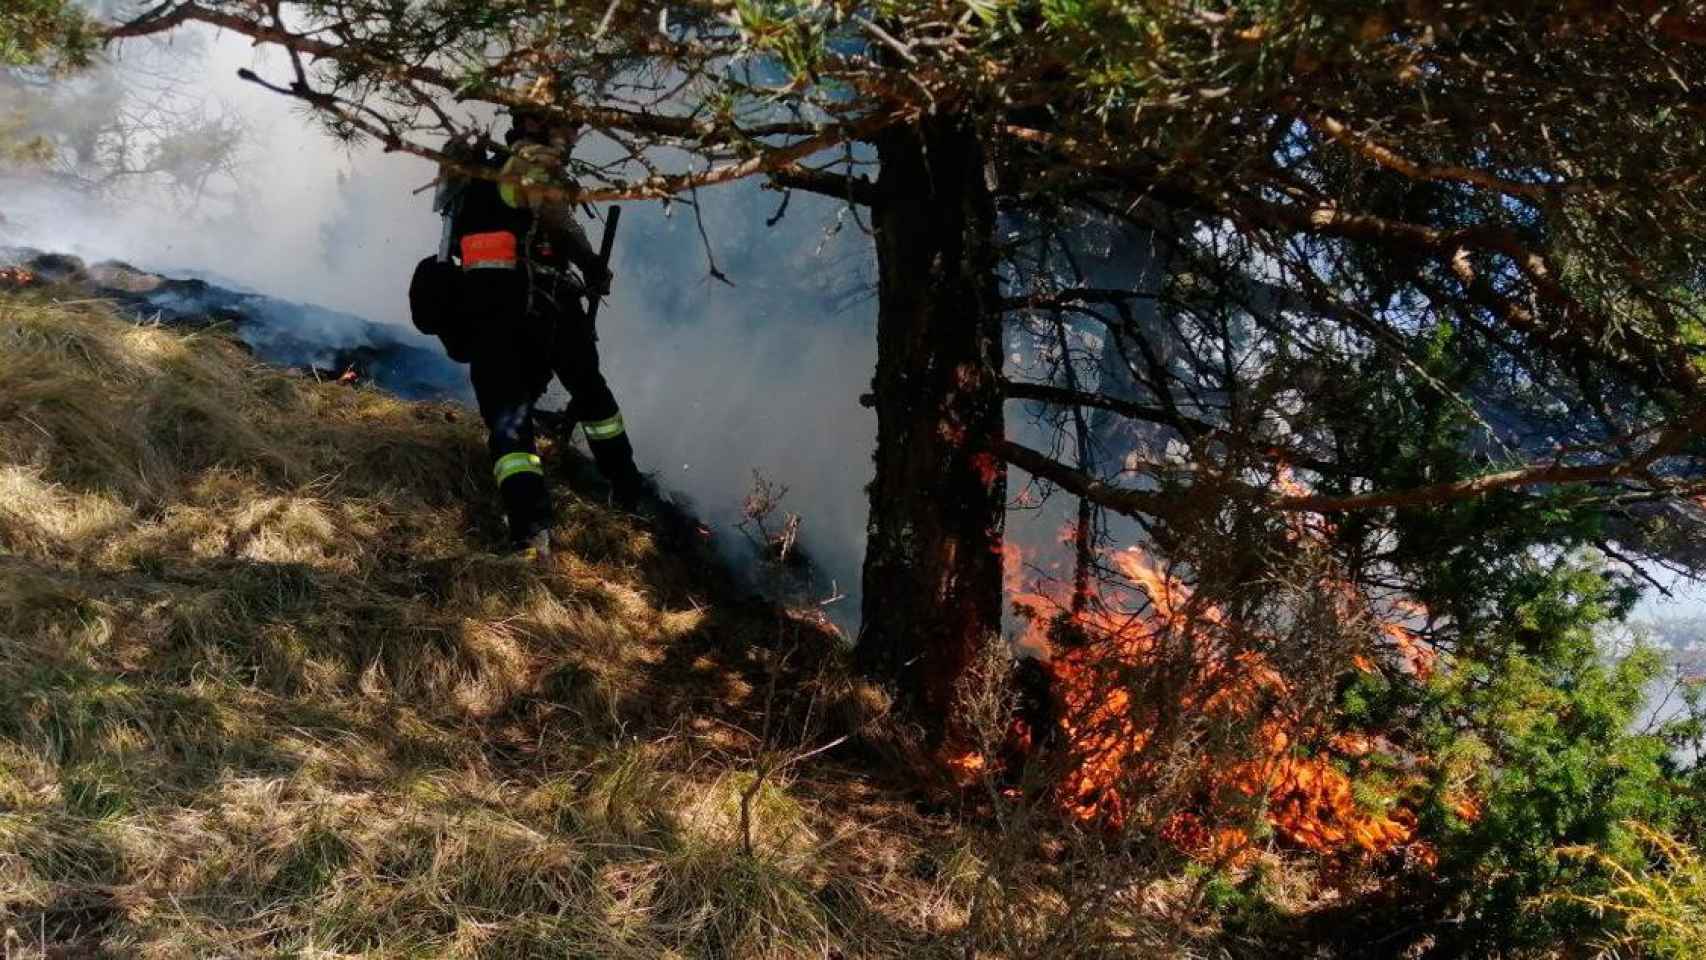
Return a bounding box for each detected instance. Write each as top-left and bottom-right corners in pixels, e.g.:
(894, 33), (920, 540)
(99, 1), (1706, 731)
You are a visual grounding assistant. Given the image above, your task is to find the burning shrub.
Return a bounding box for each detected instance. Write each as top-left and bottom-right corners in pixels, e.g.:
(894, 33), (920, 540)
(992, 491), (1443, 868)
(956, 491), (1702, 956)
(0, 265), (38, 287)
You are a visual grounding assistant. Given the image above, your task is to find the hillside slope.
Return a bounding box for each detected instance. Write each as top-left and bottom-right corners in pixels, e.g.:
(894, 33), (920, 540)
(0, 247), (468, 401)
(0, 289), (967, 958)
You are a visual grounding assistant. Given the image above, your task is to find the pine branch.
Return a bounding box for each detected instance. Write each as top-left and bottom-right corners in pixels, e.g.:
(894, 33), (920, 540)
(767, 165), (879, 208)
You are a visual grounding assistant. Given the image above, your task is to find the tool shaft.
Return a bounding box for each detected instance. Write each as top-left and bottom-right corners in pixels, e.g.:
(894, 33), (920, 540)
(586, 206), (621, 325)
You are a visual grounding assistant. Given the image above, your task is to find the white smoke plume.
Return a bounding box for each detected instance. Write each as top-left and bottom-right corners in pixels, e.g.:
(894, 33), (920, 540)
(2, 26), (879, 619)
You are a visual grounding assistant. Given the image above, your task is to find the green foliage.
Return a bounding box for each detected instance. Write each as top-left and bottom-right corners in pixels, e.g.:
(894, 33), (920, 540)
(1556, 821), (1706, 960)
(1195, 861), (1287, 939)
(1, 1), (95, 181)
(729, 0), (830, 78)
(1411, 556), (1693, 954)
(0, 0), (92, 68)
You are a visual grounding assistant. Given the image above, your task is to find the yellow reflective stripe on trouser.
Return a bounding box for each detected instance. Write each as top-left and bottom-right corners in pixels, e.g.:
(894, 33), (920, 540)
(582, 413), (626, 441)
(493, 452), (543, 485)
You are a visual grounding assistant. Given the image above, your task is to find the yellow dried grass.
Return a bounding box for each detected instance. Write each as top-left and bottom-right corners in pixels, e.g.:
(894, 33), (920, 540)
(0, 291), (952, 959)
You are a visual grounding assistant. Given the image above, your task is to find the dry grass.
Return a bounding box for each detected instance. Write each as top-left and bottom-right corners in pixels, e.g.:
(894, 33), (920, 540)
(0, 290), (978, 958)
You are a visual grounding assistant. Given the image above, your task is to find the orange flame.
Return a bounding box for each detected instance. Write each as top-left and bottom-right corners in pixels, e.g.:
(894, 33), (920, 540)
(0, 266), (39, 287)
(985, 465), (1450, 864)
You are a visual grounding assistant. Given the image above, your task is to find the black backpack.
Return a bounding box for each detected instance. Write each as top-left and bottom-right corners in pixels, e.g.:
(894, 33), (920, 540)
(408, 255), (474, 363)
(409, 146), (536, 363)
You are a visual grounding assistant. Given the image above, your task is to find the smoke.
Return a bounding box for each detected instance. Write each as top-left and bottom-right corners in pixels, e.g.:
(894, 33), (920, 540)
(2, 25), (880, 619)
(12, 19), (1701, 667)
(591, 191), (877, 611)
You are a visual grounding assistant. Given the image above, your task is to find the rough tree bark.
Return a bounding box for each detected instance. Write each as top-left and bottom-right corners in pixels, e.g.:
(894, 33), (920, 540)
(855, 114), (1005, 738)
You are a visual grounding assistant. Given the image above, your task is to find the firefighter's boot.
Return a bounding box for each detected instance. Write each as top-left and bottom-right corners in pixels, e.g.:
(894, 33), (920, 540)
(493, 451), (553, 548)
(581, 413), (644, 510)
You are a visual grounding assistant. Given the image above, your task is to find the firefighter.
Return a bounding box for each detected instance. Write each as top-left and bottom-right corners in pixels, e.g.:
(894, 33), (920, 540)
(448, 106), (645, 557)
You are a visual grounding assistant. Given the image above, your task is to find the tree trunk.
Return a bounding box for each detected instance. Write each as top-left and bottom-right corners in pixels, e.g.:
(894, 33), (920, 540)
(855, 115), (1005, 737)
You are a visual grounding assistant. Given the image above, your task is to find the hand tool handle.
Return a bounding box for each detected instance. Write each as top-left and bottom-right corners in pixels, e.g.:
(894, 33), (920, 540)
(586, 205), (621, 326)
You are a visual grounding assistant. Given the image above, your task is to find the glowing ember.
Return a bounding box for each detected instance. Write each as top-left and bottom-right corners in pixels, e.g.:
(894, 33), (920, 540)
(970, 451), (1002, 488)
(945, 750), (987, 778)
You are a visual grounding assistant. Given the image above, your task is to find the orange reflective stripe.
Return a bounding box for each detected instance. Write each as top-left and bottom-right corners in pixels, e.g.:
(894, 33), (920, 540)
(460, 231), (518, 267)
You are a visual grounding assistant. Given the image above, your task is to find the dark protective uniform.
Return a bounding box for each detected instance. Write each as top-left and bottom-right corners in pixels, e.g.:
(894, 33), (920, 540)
(449, 141), (643, 546)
